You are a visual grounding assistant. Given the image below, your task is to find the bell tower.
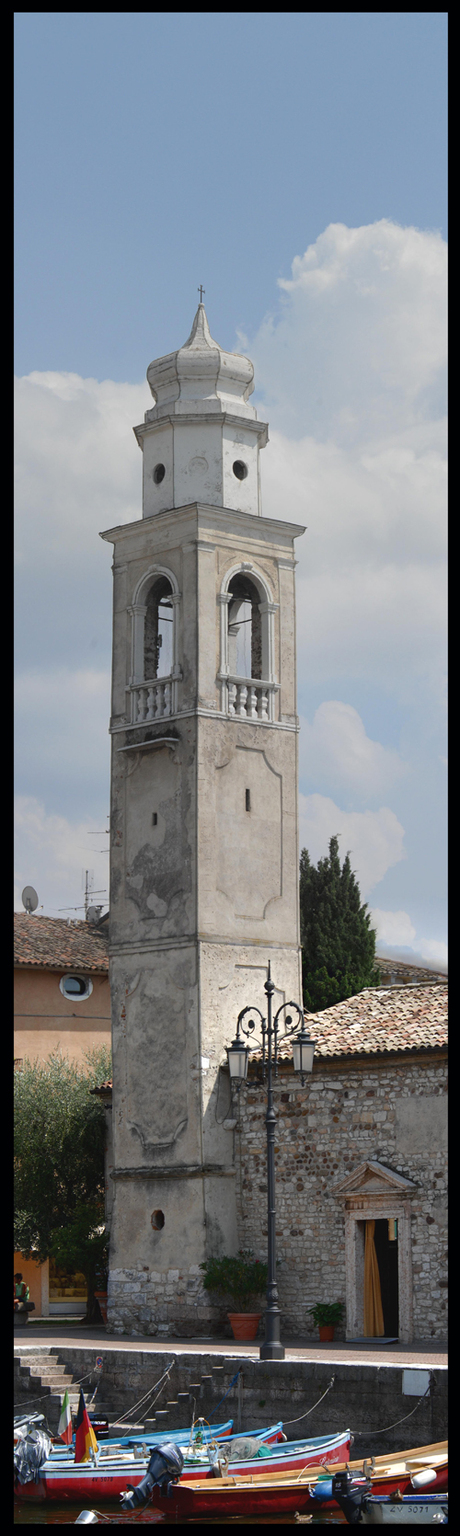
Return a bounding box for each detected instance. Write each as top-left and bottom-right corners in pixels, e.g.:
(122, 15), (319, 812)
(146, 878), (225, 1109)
(101, 302), (305, 1336)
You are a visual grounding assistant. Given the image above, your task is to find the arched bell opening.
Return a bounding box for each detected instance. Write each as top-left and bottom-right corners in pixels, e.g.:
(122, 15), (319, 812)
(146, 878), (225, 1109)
(227, 575), (262, 681)
(128, 567), (181, 725)
(144, 576), (174, 681)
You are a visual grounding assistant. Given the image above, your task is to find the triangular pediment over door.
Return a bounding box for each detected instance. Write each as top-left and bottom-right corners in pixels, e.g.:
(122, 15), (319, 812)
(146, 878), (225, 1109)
(334, 1160), (416, 1200)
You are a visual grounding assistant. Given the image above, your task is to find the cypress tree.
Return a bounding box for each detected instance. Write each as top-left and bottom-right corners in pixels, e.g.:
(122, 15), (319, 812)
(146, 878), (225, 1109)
(300, 835), (380, 1012)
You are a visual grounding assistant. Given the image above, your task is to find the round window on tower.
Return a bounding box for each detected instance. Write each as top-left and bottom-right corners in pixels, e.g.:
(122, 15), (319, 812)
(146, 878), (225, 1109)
(153, 463), (166, 484)
(233, 460), (248, 480)
(151, 1210), (165, 1231)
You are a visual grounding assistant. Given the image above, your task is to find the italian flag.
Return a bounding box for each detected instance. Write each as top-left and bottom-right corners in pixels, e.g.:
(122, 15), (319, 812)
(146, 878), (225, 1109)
(57, 1389), (72, 1445)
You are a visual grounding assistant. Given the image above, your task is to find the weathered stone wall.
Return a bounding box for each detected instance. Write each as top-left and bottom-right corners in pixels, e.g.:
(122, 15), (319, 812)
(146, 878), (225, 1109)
(14, 1344), (447, 1457)
(108, 1261), (229, 1338)
(234, 1054), (447, 1339)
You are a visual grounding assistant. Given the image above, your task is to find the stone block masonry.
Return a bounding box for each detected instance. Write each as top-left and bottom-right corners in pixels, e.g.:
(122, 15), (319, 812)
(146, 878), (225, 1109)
(234, 1054), (447, 1340)
(107, 1262), (229, 1338)
(13, 1345), (447, 1458)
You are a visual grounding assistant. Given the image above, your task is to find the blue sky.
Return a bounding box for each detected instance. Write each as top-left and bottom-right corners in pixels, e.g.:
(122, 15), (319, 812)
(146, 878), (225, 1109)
(14, 13), (447, 962)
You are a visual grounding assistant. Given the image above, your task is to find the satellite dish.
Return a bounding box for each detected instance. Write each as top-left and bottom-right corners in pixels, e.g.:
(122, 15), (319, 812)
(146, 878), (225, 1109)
(87, 905), (103, 924)
(22, 886), (38, 914)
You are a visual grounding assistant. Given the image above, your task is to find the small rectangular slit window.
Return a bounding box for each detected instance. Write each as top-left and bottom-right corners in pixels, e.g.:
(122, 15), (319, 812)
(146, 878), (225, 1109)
(152, 813), (158, 826)
(245, 789), (251, 812)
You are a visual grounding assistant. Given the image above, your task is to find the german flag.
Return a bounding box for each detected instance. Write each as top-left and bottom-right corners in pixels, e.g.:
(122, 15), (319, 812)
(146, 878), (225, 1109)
(74, 1388), (99, 1462)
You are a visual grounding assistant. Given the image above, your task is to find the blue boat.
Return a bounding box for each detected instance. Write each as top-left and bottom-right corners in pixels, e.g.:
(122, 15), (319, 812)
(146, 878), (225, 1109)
(46, 1418), (286, 1458)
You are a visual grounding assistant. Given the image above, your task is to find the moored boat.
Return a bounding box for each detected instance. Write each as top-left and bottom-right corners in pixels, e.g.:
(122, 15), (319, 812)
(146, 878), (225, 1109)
(45, 1414), (237, 1454)
(14, 1425), (351, 1502)
(141, 1441), (448, 1519)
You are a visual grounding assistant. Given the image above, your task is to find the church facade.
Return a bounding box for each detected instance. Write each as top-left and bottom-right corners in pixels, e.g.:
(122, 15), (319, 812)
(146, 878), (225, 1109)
(101, 304), (306, 1333)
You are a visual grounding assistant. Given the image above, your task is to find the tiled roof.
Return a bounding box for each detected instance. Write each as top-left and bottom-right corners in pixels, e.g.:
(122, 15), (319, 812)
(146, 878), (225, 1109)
(14, 913), (109, 973)
(375, 954), (447, 985)
(290, 983), (447, 1059)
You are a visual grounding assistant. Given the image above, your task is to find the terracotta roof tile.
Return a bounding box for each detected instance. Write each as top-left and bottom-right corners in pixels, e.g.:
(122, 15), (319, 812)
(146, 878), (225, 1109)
(14, 913), (109, 973)
(281, 983), (447, 1059)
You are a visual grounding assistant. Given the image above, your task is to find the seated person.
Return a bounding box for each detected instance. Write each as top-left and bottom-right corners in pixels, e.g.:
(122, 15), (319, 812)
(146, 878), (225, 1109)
(14, 1272), (30, 1312)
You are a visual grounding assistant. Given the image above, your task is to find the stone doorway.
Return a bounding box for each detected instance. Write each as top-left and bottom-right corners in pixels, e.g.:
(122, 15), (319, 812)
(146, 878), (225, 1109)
(334, 1161), (416, 1343)
(373, 1217), (399, 1336)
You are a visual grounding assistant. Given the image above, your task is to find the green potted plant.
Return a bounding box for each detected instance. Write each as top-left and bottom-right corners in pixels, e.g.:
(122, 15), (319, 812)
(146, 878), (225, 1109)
(308, 1301), (344, 1342)
(200, 1249), (268, 1340)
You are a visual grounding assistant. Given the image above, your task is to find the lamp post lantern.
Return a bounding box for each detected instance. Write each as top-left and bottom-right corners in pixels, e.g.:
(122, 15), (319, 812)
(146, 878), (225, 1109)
(226, 962), (316, 1360)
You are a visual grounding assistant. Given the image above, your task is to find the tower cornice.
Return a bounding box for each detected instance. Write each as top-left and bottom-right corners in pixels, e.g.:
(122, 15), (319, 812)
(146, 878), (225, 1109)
(134, 410), (268, 447)
(100, 501), (306, 545)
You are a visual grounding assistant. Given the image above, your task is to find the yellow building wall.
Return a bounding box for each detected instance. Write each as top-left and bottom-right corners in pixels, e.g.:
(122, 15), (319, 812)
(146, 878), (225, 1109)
(14, 967), (111, 1064)
(14, 1251), (49, 1316)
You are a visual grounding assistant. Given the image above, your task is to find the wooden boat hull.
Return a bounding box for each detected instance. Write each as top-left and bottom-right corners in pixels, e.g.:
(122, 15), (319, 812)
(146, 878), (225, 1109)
(147, 1442), (448, 1519)
(14, 1429), (351, 1502)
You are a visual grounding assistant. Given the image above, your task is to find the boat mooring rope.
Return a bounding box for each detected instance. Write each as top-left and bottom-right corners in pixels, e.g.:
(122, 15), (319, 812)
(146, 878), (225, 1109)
(107, 1361), (174, 1428)
(14, 1367), (97, 1410)
(350, 1383), (432, 1437)
(209, 1366), (243, 1421)
(283, 1374), (336, 1426)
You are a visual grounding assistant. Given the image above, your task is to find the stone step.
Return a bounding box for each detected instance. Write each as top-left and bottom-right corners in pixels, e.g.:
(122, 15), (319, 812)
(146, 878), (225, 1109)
(15, 1367), (68, 1382)
(15, 1346), (54, 1355)
(107, 1423), (146, 1436)
(43, 1382), (78, 1393)
(15, 1363), (55, 1376)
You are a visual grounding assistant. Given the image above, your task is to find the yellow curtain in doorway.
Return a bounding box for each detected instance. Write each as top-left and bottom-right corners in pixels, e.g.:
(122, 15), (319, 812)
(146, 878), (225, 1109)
(363, 1220), (385, 1336)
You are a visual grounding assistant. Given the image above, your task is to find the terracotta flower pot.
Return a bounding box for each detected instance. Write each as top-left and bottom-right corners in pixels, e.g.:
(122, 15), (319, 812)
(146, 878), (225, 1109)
(227, 1312), (262, 1340)
(318, 1323), (334, 1341)
(94, 1290), (108, 1324)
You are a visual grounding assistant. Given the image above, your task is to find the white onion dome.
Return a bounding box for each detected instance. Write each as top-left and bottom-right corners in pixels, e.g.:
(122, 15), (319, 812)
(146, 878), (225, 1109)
(145, 303), (256, 421)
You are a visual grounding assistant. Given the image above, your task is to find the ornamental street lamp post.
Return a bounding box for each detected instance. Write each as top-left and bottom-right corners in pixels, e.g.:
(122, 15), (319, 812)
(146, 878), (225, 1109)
(226, 962), (316, 1361)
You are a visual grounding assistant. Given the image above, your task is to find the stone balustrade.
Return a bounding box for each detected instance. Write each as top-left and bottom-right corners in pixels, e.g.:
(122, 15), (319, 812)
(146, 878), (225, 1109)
(222, 676), (279, 722)
(130, 677), (175, 723)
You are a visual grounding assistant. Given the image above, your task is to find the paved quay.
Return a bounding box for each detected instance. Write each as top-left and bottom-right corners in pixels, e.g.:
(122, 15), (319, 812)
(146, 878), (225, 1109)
(14, 1319), (447, 1368)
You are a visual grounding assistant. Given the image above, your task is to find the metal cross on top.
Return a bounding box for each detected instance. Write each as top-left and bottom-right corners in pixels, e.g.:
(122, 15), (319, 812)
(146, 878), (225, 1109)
(198, 285), (205, 303)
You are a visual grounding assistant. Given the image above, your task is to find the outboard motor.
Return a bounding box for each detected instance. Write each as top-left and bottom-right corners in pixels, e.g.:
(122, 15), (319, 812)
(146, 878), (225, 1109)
(14, 1427), (53, 1487)
(330, 1469), (373, 1524)
(311, 1469), (372, 1524)
(120, 1441), (184, 1511)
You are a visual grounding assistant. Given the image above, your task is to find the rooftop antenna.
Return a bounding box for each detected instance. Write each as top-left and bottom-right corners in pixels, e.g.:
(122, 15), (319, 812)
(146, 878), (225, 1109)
(22, 885), (38, 914)
(87, 905), (104, 924)
(57, 870), (106, 918)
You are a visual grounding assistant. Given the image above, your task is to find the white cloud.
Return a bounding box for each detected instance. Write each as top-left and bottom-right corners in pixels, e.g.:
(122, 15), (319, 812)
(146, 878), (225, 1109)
(299, 702), (408, 802)
(14, 371), (146, 554)
(253, 222), (446, 707)
(252, 219), (446, 442)
(371, 908), (417, 948)
(414, 939), (448, 965)
(298, 794), (406, 900)
(14, 796), (110, 918)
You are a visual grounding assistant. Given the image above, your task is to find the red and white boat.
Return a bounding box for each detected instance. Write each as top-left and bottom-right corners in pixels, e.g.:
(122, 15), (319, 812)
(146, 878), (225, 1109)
(14, 1426), (351, 1502)
(145, 1441), (448, 1520)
